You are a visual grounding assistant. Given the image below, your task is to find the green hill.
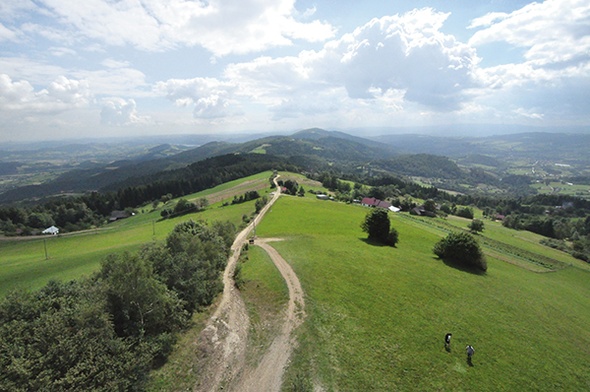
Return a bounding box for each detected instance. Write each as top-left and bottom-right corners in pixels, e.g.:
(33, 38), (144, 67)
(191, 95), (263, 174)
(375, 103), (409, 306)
(244, 195), (590, 391)
(2, 171), (589, 390)
(0, 171), (276, 296)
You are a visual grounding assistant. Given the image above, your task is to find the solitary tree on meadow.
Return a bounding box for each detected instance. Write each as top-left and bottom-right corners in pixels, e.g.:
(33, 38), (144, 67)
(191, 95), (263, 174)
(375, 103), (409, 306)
(433, 232), (487, 271)
(361, 208), (399, 247)
(468, 219), (485, 234)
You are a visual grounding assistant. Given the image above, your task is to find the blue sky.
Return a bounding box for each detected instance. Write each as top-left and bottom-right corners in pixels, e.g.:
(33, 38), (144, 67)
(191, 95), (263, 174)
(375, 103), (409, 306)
(0, 0), (588, 141)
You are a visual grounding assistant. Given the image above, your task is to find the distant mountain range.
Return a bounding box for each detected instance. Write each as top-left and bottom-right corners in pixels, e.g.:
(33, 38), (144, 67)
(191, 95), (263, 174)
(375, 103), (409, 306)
(1, 128), (589, 203)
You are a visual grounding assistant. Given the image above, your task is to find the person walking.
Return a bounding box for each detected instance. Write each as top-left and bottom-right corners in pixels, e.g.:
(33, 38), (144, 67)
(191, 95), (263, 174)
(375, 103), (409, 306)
(444, 333), (452, 351)
(466, 345), (475, 365)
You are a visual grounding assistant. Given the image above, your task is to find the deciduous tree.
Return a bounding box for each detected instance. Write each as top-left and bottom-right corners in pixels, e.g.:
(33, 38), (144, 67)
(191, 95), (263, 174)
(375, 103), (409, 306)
(433, 232), (487, 271)
(361, 208), (398, 246)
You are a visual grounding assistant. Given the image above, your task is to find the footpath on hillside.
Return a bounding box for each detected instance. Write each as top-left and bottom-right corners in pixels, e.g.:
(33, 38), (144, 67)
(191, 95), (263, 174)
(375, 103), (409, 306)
(194, 177), (306, 392)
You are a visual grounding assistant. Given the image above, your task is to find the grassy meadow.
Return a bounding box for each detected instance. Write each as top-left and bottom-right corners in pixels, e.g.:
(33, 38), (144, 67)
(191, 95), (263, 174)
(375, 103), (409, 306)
(0, 171), (274, 296)
(249, 195), (590, 391)
(2, 170), (590, 390)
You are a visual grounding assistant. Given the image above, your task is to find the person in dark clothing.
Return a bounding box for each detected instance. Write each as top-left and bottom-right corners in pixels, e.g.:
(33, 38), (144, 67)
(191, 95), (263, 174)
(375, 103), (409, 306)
(444, 333), (452, 351)
(466, 345), (475, 365)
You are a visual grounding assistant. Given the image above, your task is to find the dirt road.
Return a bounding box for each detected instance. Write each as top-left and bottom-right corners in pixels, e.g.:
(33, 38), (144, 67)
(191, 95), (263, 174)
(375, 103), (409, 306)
(194, 178), (306, 392)
(237, 239), (306, 392)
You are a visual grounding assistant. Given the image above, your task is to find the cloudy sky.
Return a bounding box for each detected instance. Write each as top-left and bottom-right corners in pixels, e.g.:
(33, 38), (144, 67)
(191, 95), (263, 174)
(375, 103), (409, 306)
(1, 0), (589, 141)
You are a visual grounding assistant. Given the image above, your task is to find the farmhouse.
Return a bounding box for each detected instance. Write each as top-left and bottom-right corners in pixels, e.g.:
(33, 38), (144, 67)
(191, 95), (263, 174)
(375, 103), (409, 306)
(109, 210), (131, 222)
(410, 206), (436, 217)
(42, 226), (59, 235)
(361, 197), (392, 209)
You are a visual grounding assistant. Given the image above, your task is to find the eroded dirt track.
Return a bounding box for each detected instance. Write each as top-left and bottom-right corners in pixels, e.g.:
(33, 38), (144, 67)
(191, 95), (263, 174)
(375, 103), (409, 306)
(237, 239), (306, 392)
(194, 179), (306, 392)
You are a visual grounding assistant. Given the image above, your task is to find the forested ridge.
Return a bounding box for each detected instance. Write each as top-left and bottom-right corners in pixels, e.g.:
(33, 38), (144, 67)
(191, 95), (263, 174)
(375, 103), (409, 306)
(0, 153), (293, 235)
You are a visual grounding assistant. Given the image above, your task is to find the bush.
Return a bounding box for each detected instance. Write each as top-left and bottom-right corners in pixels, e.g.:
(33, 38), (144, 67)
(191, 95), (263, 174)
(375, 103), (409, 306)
(433, 232), (487, 271)
(386, 227), (399, 247)
(456, 207), (474, 219)
(468, 219), (485, 233)
(174, 198), (196, 215)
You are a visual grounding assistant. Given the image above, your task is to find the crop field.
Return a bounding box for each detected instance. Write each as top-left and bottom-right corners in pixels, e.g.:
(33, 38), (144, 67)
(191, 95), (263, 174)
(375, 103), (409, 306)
(532, 181), (590, 199)
(0, 171), (275, 296)
(250, 195), (590, 391)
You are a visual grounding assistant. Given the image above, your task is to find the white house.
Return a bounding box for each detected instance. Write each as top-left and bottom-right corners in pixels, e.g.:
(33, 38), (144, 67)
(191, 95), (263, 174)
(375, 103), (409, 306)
(42, 226), (59, 235)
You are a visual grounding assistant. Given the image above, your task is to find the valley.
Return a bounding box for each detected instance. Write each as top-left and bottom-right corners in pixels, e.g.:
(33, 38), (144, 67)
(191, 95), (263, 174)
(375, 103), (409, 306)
(2, 130), (589, 203)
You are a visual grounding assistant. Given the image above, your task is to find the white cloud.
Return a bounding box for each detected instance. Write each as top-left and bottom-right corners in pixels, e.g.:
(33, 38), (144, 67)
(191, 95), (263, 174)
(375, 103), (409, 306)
(326, 9), (479, 108)
(100, 98), (147, 126)
(0, 74), (34, 105)
(0, 0), (37, 19)
(0, 55), (149, 99)
(20, 22), (79, 45)
(155, 77), (238, 118)
(226, 8), (479, 112)
(154, 8), (481, 127)
(467, 0), (590, 124)
(467, 12), (508, 29)
(469, 0), (590, 66)
(0, 74), (90, 112)
(101, 58), (131, 69)
(28, 0), (335, 56)
(74, 67), (149, 97)
(3, 1), (588, 138)
(513, 107), (544, 120)
(47, 75), (90, 105)
(0, 57), (69, 86)
(48, 46), (77, 57)
(0, 22), (18, 41)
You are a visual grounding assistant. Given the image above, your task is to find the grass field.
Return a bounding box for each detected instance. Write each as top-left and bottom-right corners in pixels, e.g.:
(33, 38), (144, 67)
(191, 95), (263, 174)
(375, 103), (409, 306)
(0, 171), (274, 296)
(250, 196), (590, 391)
(3, 171), (590, 390)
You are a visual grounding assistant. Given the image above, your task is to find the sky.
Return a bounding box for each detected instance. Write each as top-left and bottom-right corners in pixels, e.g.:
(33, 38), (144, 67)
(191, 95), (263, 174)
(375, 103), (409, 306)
(1, 0), (589, 141)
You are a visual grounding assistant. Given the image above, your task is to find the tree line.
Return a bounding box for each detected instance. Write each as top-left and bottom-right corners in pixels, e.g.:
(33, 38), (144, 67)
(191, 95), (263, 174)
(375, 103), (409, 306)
(315, 169), (590, 263)
(0, 219), (235, 391)
(0, 153), (293, 236)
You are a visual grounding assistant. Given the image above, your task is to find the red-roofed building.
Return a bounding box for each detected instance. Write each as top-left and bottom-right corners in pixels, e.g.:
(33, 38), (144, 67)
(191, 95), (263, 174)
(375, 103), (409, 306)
(361, 197), (392, 209)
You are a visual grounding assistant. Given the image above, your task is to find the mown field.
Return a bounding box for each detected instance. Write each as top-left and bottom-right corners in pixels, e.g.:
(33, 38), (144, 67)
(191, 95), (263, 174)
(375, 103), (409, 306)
(0, 171), (275, 296)
(248, 195), (590, 391)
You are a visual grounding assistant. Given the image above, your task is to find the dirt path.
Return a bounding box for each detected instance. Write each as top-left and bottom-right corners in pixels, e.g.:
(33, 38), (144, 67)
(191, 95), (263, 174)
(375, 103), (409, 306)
(236, 239), (306, 392)
(195, 177), (306, 392)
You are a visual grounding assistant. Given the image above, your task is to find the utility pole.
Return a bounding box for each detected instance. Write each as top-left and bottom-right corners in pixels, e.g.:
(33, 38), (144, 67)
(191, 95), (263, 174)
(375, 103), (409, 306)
(44, 239), (48, 260)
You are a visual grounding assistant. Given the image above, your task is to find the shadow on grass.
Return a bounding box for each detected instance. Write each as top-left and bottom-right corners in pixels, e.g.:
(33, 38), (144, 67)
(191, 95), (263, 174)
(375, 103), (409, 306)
(437, 257), (487, 276)
(359, 238), (397, 248)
